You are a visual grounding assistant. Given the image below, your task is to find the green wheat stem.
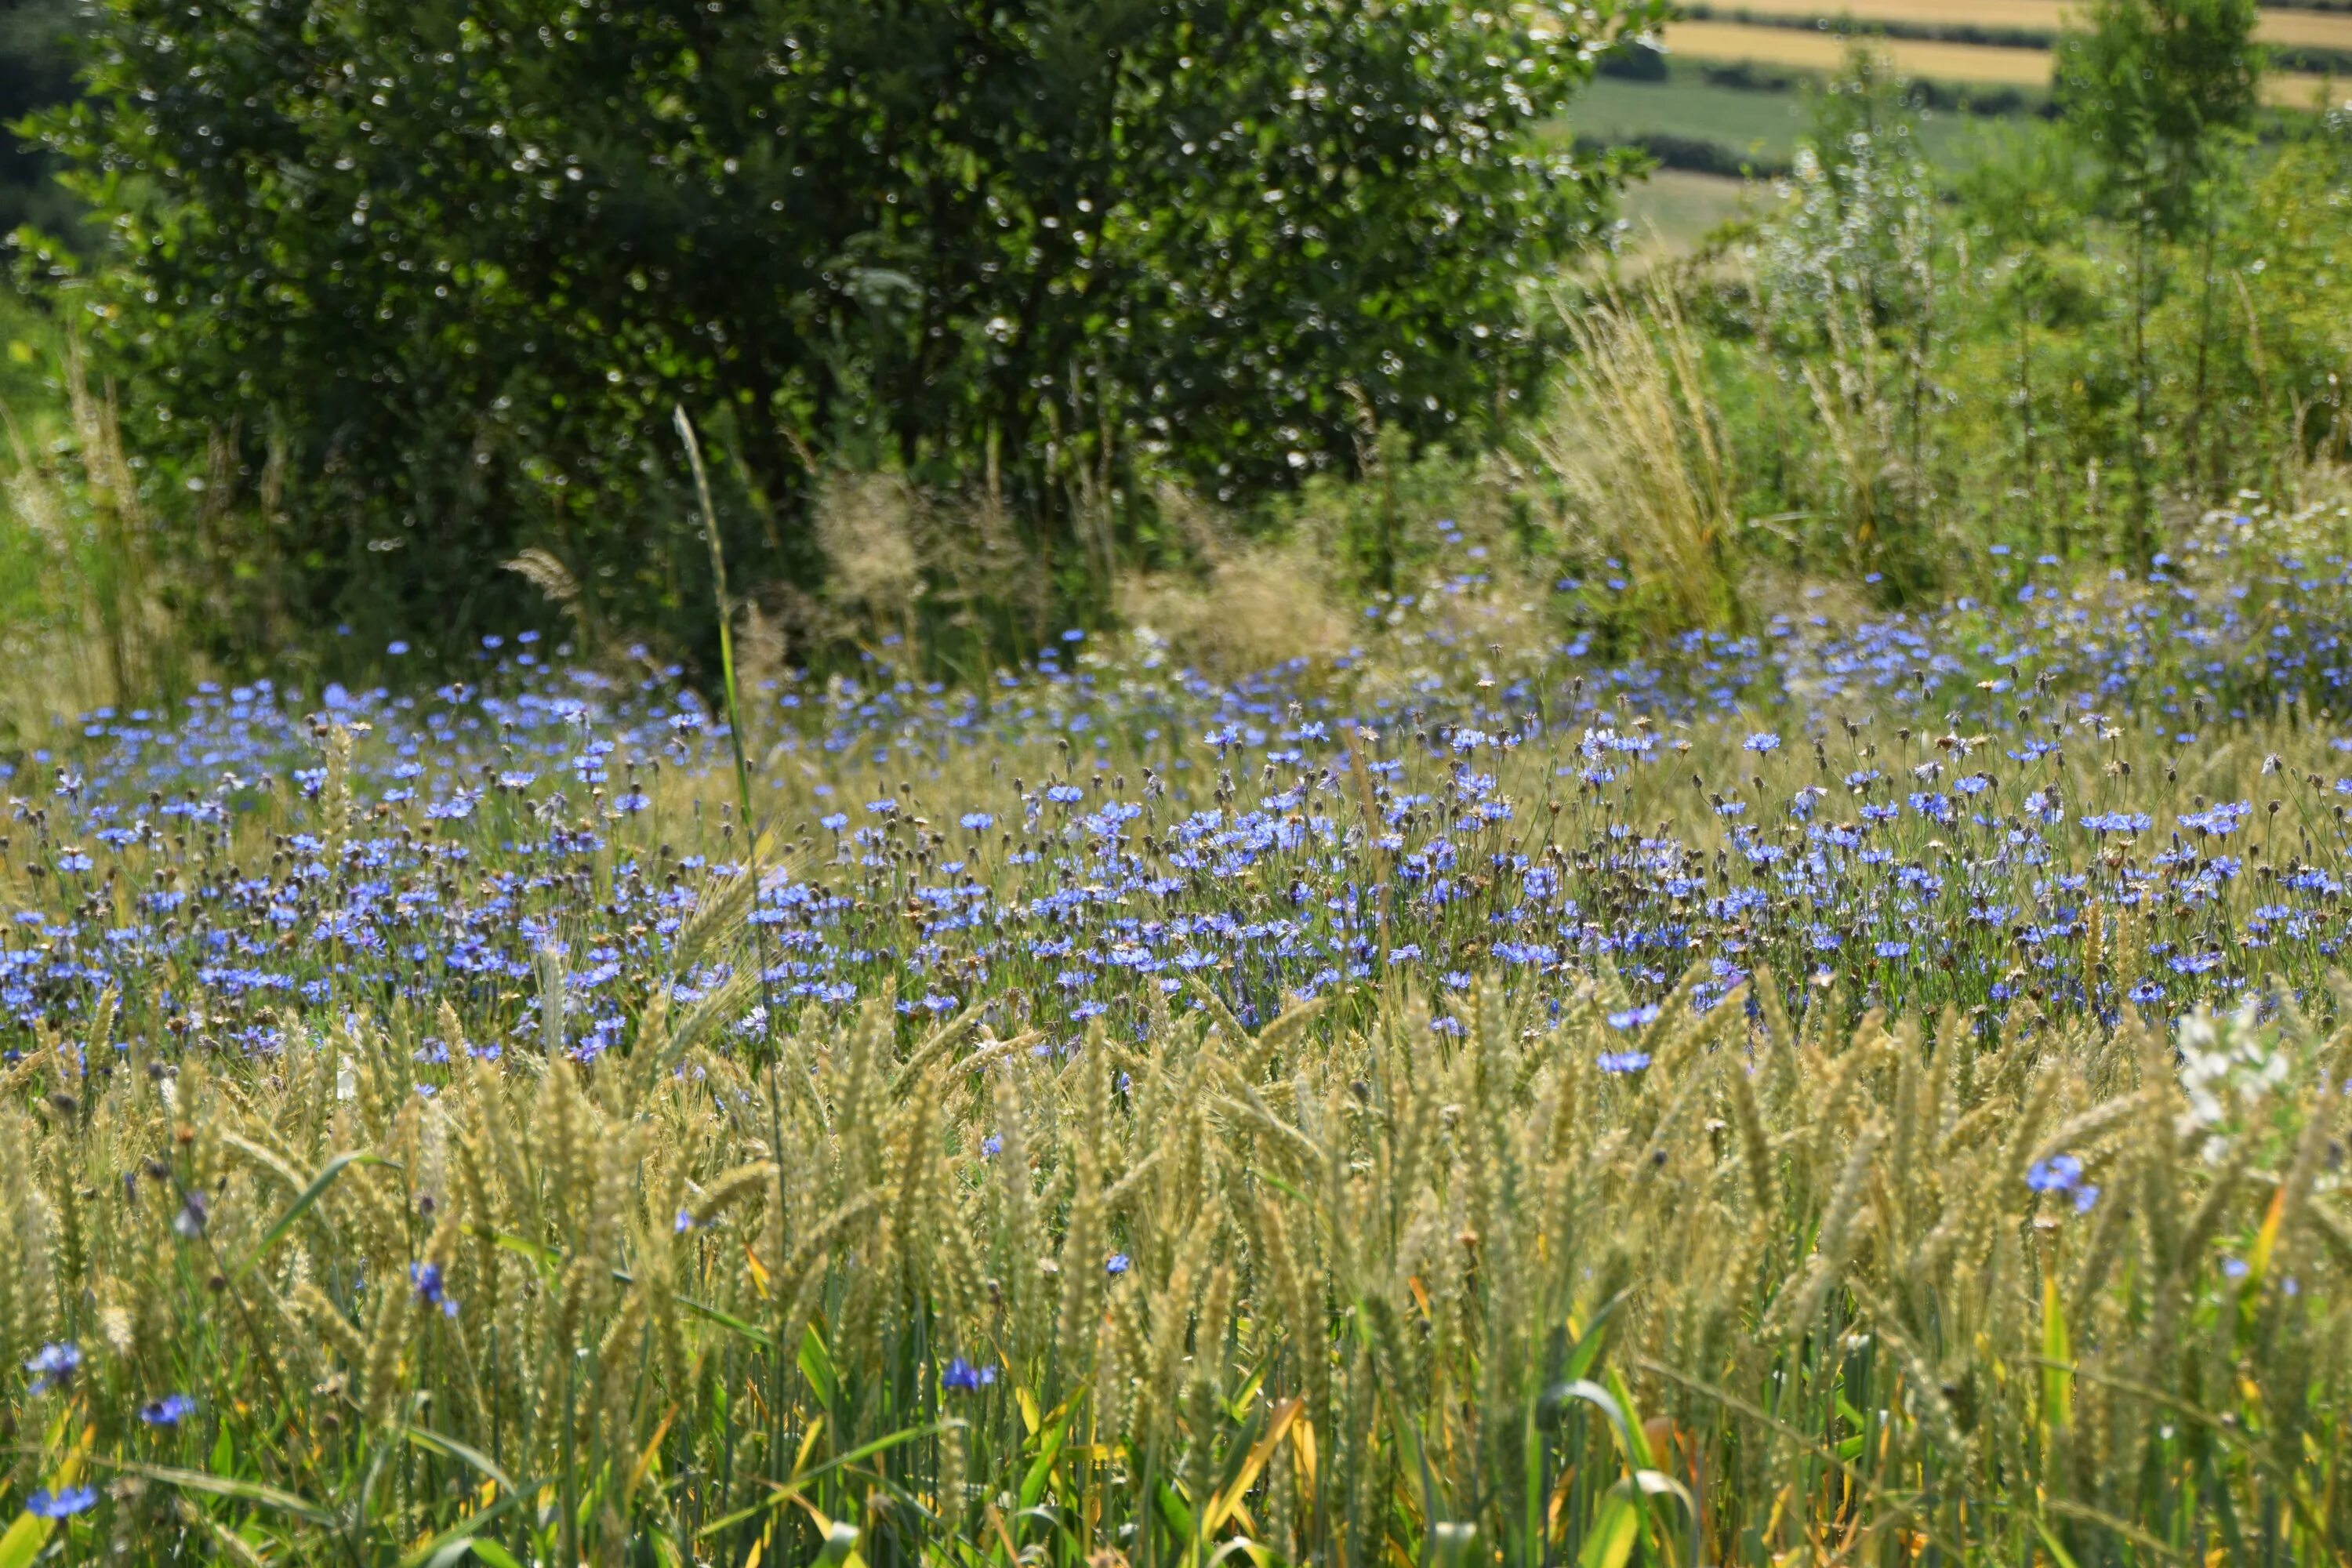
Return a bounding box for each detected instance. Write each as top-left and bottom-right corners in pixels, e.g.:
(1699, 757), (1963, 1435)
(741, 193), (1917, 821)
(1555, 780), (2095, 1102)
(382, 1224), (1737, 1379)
(674, 405), (756, 832)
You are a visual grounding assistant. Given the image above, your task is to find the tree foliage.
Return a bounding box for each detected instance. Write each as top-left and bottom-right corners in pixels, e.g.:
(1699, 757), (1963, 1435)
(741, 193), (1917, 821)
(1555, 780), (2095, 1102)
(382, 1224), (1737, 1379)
(2056, 0), (2263, 228)
(32, 0), (1657, 655)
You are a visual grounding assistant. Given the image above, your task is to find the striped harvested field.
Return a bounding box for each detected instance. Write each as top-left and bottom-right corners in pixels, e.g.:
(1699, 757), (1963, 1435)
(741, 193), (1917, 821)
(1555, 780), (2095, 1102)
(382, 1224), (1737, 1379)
(1665, 18), (2343, 106)
(1693, 0), (2352, 50)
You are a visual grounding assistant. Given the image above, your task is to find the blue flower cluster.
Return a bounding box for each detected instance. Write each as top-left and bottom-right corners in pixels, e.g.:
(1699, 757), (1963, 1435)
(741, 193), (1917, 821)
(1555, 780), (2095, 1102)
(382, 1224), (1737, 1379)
(7, 524), (2352, 1067)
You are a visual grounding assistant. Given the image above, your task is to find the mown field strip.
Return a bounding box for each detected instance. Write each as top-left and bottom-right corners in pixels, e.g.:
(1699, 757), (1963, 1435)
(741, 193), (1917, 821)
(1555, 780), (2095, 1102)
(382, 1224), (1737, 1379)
(1688, 0), (2352, 49)
(1667, 19), (2343, 105)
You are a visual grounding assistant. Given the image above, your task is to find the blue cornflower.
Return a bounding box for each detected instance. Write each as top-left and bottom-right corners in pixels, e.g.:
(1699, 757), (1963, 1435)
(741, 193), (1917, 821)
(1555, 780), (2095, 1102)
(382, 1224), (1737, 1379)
(1744, 733), (1780, 753)
(1105, 1253), (1132, 1275)
(981, 1134), (1004, 1157)
(1874, 941), (1911, 960)
(24, 1341), (80, 1394)
(140, 1394), (196, 1426)
(409, 1261), (459, 1318)
(2027, 1155), (2085, 1194)
(674, 1209), (695, 1233)
(1045, 784), (1085, 804)
(960, 812), (994, 832)
(27, 1486), (98, 1518)
(941, 1356), (999, 1392)
(1606, 1004), (1661, 1031)
(1597, 1051), (1652, 1073)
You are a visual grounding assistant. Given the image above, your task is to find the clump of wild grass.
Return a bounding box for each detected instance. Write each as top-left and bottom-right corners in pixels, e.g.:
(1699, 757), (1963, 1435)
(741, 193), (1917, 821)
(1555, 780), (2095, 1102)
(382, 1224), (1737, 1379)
(1535, 285), (1743, 633)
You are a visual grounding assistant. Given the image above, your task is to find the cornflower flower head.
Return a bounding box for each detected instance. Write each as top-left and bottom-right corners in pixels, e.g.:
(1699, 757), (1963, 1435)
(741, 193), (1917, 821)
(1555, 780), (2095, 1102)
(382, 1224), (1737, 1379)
(27, 1486), (99, 1518)
(410, 1261), (459, 1317)
(24, 1341), (81, 1394)
(140, 1394), (196, 1426)
(941, 1357), (998, 1393)
(2027, 1154), (2085, 1194)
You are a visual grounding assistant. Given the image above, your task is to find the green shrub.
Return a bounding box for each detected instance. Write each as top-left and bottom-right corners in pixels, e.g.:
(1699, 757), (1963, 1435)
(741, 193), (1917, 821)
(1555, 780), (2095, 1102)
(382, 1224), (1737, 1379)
(28, 0), (1663, 664)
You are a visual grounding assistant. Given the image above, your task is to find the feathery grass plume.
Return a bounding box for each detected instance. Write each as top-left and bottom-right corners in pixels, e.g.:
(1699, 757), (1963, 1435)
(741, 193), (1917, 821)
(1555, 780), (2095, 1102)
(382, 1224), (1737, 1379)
(1256, 1193), (1323, 1400)
(0, 1109), (52, 1369)
(2066, 1146), (2136, 1318)
(42, 1112), (88, 1312)
(657, 967), (758, 1077)
(1771, 1119), (1886, 1338)
(672, 862), (755, 975)
(535, 942), (570, 1065)
(1726, 1059), (1779, 1222)
(1181, 1261), (1237, 1511)
(1055, 1134), (1106, 1374)
(1537, 282), (1740, 633)
(2172, 1125), (2258, 1285)
(1140, 1214), (1218, 1455)
(593, 1285), (648, 1468)
(296, 1279), (369, 1381)
(989, 1067), (1047, 1356)
(828, 997), (890, 1197)
(1851, 1281), (1968, 1461)
(533, 1254), (597, 1448)
(320, 722), (353, 871)
(688, 1161), (777, 1231)
(358, 1268), (414, 1429)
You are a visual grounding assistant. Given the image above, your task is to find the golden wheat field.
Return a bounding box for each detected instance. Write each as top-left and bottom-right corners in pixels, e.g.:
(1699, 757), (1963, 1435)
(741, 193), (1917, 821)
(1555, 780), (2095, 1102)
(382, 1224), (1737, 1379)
(1666, 17), (2343, 105)
(1691, 0), (2352, 52)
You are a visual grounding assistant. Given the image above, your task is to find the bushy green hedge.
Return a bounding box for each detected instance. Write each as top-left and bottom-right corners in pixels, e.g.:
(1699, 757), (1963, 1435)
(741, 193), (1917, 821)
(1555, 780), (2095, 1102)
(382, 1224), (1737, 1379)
(27, 0), (1661, 664)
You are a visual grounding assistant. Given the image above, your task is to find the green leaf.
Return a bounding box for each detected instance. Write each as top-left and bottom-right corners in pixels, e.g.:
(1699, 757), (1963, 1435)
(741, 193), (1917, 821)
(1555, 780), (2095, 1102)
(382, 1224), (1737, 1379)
(1562, 1294), (1629, 1387)
(798, 1321), (838, 1409)
(2032, 1516), (2082, 1568)
(1576, 1494), (1641, 1568)
(1018, 1419), (1067, 1512)
(2041, 1272), (2074, 1432)
(396, 1424), (521, 1497)
(232, 1151), (397, 1283)
(115, 1463), (336, 1527)
(0, 1511), (54, 1568)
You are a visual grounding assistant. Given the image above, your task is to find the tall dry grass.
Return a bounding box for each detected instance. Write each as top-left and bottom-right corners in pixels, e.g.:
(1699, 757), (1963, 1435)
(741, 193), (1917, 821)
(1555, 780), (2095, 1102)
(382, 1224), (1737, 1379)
(0, 347), (194, 741)
(1534, 286), (1743, 632)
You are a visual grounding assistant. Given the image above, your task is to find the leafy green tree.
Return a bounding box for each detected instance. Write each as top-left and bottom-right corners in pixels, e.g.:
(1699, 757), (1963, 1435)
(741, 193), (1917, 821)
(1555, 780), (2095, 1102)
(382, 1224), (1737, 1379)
(2057, 0), (2262, 232)
(2056, 0), (2262, 554)
(31, 0), (1658, 659)
(0, 0), (83, 238)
